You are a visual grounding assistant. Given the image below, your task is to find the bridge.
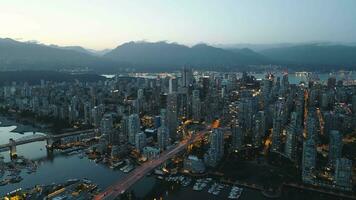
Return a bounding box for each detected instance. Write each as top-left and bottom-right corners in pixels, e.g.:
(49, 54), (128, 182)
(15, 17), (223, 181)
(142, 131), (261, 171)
(93, 126), (214, 200)
(0, 129), (95, 157)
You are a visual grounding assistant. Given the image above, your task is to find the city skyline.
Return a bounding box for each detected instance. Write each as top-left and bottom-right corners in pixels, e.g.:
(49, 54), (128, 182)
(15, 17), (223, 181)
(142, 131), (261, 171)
(1, 1), (356, 199)
(1, 0), (356, 50)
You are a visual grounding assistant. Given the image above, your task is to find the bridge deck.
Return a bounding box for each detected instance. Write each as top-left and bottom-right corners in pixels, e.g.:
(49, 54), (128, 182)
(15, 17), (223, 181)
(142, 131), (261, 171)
(94, 129), (209, 200)
(0, 129), (94, 149)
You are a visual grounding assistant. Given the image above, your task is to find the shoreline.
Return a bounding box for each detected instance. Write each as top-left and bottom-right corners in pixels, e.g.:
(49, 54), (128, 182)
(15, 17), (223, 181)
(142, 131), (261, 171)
(0, 115), (49, 134)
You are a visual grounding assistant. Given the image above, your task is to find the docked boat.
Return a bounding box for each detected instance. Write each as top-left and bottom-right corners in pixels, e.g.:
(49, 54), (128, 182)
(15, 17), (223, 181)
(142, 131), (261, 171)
(0, 179), (9, 186)
(95, 157), (103, 163)
(110, 161), (124, 169)
(228, 186), (243, 199)
(9, 176), (23, 183)
(123, 165), (134, 173)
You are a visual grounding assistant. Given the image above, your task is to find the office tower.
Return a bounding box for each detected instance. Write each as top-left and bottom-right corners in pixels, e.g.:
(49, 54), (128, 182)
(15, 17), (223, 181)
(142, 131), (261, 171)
(137, 88), (144, 113)
(91, 106), (102, 127)
(285, 124), (297, 161)
(329, 130), (342, 164)
(280, 73), (289, 96)
(169, 78), (173, 94)
(166, 93), (178, 140)
(83, 102), (91, 124)
(157, 125), (169, 150)
(128, 114), (141, 145)
(327, 77), (336, 89)
(321, 93), (329, 110)
(168, 77), (178, 94)
(302, 137), (316, 184)
(261, 78), (273, 108)
(306, 112), (317, 140)
(204, 128), (224, 167)
(137, 88), (144, 99)
(352, 95), (356, 114)
(182, 67), (193, 87)
(271, 76), (281, 99)
(154, 115), (161, 129)
(177, 91), (188, 119)
(192, 89), (201, 121)
(231, 122), (243, 150)
(211, 128), (225, 157)
(238, 97), (257, 134)
(101, 114), (113, 135)
(135, 132), (147, 152)
(272, 116), (282, 152)
(272, 101), (284, 152)
(253, 111), (265, 148)
(160, 108), (167, 127)
(120, 115), (129, 143)
(290, 111), (301, 130)
(323, 111), (337, 136)
(201, 76), (210, 100)
(184, 155), (206, 174)
(334, 158), (352, 191)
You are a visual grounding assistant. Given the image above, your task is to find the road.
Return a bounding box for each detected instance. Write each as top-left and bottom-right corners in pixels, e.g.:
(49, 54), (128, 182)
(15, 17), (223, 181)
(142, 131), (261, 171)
(93, 127), (211, 200)
(0, 129), (95, 149)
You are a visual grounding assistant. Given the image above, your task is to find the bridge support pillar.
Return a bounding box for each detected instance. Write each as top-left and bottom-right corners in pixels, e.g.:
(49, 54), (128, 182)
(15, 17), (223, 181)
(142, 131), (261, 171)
(46, 137), (54, 150)
(9, 138), (17, 159)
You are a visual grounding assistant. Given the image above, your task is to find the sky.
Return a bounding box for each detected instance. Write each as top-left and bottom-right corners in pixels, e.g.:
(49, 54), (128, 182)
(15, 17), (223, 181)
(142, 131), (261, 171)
(1, 0), (356, 50)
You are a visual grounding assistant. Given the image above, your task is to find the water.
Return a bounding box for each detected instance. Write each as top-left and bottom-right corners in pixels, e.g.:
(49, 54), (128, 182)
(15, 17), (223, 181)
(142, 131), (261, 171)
(0, 122), (339, 199)
(101, 74), (116, 79)
(0, 124), (264, 199)
(0, 125), (155, 197)
(249, 71), (356, 84)
(102, 71), (356, 85)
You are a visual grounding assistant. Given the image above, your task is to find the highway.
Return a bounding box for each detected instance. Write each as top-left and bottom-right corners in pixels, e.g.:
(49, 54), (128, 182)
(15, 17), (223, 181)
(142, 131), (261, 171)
(93, 127), (211, 200)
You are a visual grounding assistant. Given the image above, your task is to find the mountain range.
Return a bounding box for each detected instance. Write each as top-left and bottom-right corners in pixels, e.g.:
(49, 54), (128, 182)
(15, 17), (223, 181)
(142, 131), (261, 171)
(0, 38), (355, 72)
(104, 42), (268, 70)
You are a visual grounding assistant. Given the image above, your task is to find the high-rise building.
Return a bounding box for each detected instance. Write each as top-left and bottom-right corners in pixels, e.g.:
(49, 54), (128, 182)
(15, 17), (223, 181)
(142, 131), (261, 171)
(128, 114), (141, 145)
(160, 108), (167, 127)
(184, 155), (206, 174)
(168, 78), (177, 94)
(157, 125), (169, 150)
(83, 102), (91, 124)
(280, 73), (289, 96)
(204, 128), (224, 167)
(253, 111), (265, 147)
(285, 124), (297, 161)
(192, 89), (201, 121)
(238, 97), (257, 134)
(327, 77), (336, 89)
(272, 100), (284, 152)
(306, 112), (317, 140)
(182, 67), (193, 87)
(137, 88), (144, 99)
(166, 93), (178, 140)
(329, 130), (342, 164)
(135, 132), (147, 152)
(261, 78), (273, 108)
(231, 122), (243, 150)
(211, 128), (224, 157)
(352, 95), (356, 114)
(91, 106), (103, 127)
(120, 115), (129, 143)
(334, 158), (352, 191)
(100, 114), (113, 135)
(302, 137), (316, 184)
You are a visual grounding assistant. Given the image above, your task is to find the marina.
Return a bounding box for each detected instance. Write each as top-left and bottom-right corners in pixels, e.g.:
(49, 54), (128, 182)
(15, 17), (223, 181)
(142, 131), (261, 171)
(164, 175), (244, 199)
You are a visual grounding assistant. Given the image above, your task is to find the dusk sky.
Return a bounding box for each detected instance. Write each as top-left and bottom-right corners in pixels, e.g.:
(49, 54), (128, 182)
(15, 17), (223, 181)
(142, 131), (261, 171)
(1, 0), (356, 50)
